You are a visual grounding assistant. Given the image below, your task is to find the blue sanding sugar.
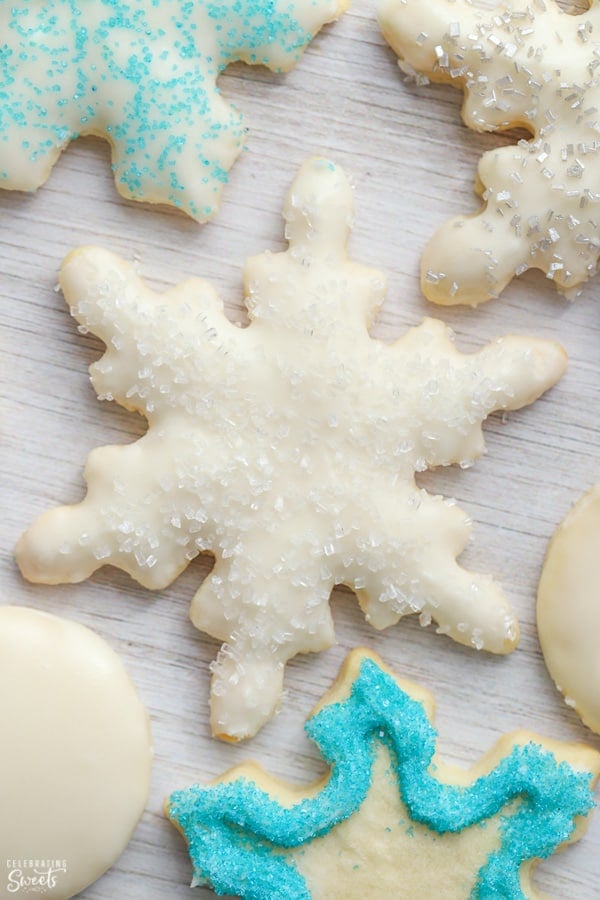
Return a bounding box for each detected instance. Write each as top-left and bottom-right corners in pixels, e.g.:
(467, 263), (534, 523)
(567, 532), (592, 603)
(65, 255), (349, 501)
(167, 658), (596, 898)
(0, 0), (321, 217)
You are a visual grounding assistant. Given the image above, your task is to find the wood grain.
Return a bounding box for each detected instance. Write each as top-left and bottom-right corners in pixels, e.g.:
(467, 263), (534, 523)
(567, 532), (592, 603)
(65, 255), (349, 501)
(1, 1), (599, 897)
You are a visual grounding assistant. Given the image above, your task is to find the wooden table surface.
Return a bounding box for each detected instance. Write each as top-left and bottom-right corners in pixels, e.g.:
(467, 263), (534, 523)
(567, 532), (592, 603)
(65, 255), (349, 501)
(1, 1), (599, 897)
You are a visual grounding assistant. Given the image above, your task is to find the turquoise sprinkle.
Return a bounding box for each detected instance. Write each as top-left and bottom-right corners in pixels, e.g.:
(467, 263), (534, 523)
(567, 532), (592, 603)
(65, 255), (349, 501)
(0, 0), (328, 218)
(167, 658), (596, 899)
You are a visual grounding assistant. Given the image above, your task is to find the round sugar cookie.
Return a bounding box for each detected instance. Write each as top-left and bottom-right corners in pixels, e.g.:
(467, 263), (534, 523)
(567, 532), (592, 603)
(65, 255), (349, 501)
(0, 605), (152, 899)
(537, 486), (600, 734)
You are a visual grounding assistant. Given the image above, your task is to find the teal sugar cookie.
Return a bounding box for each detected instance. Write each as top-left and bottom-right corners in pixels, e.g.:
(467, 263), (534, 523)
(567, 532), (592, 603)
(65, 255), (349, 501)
(166, 649), (600, 899)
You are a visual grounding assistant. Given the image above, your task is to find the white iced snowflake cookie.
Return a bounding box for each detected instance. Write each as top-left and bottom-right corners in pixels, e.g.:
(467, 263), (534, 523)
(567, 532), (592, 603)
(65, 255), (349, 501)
(0, 0), (345, 220)
(378, 0), (600, 305)
(537, 485), (600, 734)
(17, 158), (566, 740)
(0, 605), (152, 899)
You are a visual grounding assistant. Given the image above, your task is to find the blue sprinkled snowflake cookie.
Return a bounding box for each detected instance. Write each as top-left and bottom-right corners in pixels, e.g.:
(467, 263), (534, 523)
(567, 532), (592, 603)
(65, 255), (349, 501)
(0, 0), (345, 219)
(166, 649), (600, 899)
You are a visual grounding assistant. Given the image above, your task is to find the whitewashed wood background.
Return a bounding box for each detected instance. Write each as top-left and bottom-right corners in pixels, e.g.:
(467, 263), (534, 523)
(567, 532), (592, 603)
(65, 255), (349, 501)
(1, 0), (599, 897)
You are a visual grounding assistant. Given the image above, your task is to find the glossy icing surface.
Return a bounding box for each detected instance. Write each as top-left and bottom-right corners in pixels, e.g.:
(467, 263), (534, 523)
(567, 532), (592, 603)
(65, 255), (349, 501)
(378, 0), (600, 305)
(0, 0), (343, 219)
(16, 158), (566, 740)
(0, 605), (152, 899)
(166, 652), (599, 899)
(537, 484), (600, 734)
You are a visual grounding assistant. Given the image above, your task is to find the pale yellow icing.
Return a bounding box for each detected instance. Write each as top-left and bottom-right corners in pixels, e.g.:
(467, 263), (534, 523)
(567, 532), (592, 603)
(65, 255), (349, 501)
(16, 158), (566, 740)
(378, 0), (600, 305)
(537, 485), (600, 734)
(0, 605), (152, 899)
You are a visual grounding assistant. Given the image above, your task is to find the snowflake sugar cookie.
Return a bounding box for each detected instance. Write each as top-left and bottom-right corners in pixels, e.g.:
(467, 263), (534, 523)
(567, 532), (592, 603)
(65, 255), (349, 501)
(379, 0), (600, 305)
(166, 649), (600, 899)
(17, 158), (566, 740)
(0, 0), (344, 220)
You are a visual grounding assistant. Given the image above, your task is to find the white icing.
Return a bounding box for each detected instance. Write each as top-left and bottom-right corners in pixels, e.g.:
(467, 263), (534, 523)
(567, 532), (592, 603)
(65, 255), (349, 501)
(537, 485), (600, 735)
(16, 158), (566, 740)
(0, 605), (152, 899)
(378, 0), (600, 305)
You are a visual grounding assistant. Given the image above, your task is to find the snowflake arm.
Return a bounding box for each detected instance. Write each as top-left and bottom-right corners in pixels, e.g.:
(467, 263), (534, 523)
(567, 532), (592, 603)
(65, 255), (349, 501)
(379, 0), (600, 304)
(60, 247), (246, 419)
(384, 319), (567, 468)
(17, 158), (566, 740)
(166, 650), (600, 899)
(0, 0), (345, 220)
